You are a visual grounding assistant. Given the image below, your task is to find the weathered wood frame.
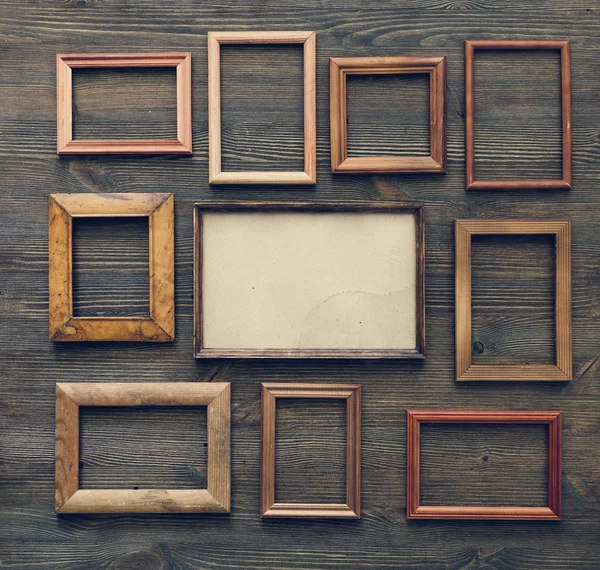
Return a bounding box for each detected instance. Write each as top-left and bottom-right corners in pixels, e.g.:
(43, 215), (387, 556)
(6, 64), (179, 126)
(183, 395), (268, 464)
(465, 40), (572, 190)
(193, 201), (425, 359)
(55, 382), (230, 514)
(261, 383), (361, 518)
(455, 219), (571, 381)
(406, 410), (562, 521)
(56, 52), (192, 154)
(330, 56), (447, 174)
(49, 193), (175, 342)
(207, 31), (316, 184)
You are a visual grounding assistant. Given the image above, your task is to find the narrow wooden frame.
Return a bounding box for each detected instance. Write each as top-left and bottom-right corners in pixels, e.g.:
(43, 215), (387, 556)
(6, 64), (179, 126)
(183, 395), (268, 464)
(194, 202), (425, 359)
(57, 52), (192, 154)
(406, 410), (562, 520)
(330, 56), (447, 174)
(49, 193), (175, 342)
(261, 383), (361, 518)
(208, 31), (316, 184)
(465, 40), (571, 190)
(55, 382), (230, 514)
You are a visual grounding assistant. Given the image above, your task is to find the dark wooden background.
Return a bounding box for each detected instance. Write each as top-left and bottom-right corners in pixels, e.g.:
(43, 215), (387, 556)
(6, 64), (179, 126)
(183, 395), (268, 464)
(1, 1), (600, 568)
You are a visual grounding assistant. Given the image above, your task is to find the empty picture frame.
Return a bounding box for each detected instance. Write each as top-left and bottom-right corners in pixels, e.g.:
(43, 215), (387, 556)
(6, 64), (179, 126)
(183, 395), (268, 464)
(261, 383), (361, 518)
(49, 193), (175, 342)
(207, 31), (316, 184)
(465, 40), (572, 190)
(57, 52), (192, 154)
(406, 410), (562, 520)
(455, 219), (571, 381)
(330, 56), (446, 174)
(194, 202), (425, 359)
(55, 382), (230, 514)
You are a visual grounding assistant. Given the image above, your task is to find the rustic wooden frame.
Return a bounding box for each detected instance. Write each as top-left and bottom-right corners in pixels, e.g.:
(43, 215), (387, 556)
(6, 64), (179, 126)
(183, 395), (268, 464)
(406, 410), (562, 520)
(455, 219), (571, 381)
(49, 193), (175, 342)
(55, 382), (230, 514)
(330, 56), (446, 174)
(56, 52), (192, 154)
(261, 383), (361, 518)
(194, 201), (425, 359)
(465, 40), (572, 190)
(207, 31), (316, 184)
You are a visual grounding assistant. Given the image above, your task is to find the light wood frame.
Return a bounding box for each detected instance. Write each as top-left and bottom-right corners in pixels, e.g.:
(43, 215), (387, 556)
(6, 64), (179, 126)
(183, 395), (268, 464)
(465, 40), (572, 190)
(455, 219), (571, 381)
(194, 201), (425, 359)
(406, 410), (562, 521)
(57, 52), (192, 154)
(55, 382), (230, 514)
(261, 383), (361, 518)
(330, 56), (447, 174)
(49, 193), (175, 342)
(207, 31), (316, 185)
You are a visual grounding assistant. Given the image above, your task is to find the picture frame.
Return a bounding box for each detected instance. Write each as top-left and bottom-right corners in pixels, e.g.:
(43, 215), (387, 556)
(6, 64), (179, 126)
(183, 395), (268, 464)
(455, 219), (571, 381)
(56, 52), (192, 154)
(55, 382), (231, 514)
(261, 383), (361, 518)
(330, 56), (446, 173)
(207, 31), (316, 184)
(464, 40), (572, 190)
(194, 201), (425, 359)
(406, 409), (562, 521)
(49, 193), (175, 342)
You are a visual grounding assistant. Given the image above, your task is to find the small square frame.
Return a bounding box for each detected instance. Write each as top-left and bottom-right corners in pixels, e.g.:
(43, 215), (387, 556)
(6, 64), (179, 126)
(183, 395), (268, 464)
(55, 382), (230, 514)
(330, 56), (447, 174)
(406, 410), (562, 521)
(208, 31), (316, 185)
(49, 193), (175, 342)
(261, 383), (361, 518)
(455, 219), (571, 381)
(465, 40), (572, 190)
(57, 52), (192, 154)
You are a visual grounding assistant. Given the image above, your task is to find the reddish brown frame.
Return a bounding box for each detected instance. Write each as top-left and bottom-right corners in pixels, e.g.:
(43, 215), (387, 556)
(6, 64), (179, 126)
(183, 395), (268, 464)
(406, 410), (562, 521)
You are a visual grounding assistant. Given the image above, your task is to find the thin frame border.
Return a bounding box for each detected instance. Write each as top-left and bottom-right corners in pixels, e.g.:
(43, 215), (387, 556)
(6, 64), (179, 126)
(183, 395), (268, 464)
(261, 383), (361, 518)
(56, 52), (192, 155)
(49, 193), (175, 342)
(330, 56), (447, 174)
(207, 31), (317, 185)
(465, 40), (572, 190)
(406, 409), (562, 521)
(193, 201), (425, 359)
(55, 382), (230, 514)
(455, 219), (571, 381)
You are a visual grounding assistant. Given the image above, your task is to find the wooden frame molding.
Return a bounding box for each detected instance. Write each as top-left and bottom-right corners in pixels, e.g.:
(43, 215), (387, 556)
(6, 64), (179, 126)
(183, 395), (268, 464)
(55, 382), (230, 514)
(261, 383), (361, 518)
(57, 53), (192, 154)
(49, 193), (175, 342)
(330, 56), (446, 174)
(406, 410), (562, 521)
(465, 40), (571, 190)
(455, 219), (571, 381)
(207, 31), (316, 185)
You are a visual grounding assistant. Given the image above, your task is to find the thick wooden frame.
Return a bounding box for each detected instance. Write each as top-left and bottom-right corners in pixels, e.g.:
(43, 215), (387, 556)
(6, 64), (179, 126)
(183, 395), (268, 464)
(194, 201), (425, 359)
(49, 193), (175, 342)
(57, 52), (192, 154)
(465, 40), (572, 190)
(330, 56), (446, 174)
(455, 220), (571, 381)
(261, 383), (361, 518)
(207, 31), (316, 185)
(55, 382), (230, 514)
(406, 410), (562, 521)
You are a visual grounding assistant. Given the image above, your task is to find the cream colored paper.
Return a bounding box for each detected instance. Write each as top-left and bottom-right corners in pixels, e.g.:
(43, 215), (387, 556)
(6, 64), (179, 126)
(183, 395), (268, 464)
(201, 211), (417, 350)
